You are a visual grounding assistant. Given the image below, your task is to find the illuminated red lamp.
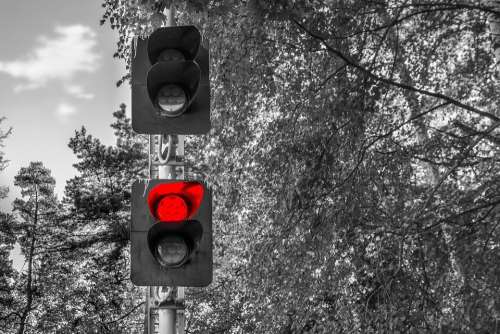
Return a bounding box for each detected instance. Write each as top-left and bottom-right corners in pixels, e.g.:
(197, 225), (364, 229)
(147, 181), (204, 223)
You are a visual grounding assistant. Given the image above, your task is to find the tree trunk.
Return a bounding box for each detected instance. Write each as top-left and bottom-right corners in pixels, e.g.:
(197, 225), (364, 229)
(488, 0), (500, 73)
(17, 191), (38, 334)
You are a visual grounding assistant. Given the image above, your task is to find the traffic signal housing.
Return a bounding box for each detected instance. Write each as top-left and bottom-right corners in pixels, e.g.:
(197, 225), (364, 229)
(131, 26), (210, 134)
(130, 179), (212, 286)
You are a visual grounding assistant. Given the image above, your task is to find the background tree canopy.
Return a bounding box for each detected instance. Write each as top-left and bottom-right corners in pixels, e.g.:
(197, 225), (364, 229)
(1, 1), (499, 333)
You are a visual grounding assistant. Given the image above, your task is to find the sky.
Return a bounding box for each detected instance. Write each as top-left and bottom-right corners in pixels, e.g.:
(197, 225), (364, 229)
(0, 0), (131, 212)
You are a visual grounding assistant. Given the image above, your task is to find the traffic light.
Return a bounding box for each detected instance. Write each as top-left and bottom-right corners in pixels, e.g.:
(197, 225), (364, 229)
(131, 26), (210, 134)
(130, 179), (212, 286)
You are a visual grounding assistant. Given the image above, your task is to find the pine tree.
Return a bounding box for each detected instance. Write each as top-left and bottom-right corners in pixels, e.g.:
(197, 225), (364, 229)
(47, 104), (147, 333)
(0, 118), (15, 333)
(11, 162), (58, 334)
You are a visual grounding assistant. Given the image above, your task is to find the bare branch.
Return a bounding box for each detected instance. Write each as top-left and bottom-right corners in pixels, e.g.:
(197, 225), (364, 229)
(105, 302), (145, 324)
(292, 18), (500, 123)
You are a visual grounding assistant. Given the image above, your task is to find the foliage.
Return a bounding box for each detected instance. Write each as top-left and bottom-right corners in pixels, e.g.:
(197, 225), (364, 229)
(0, 107), (148, 333)
(0, 213), (15, 333)
(0, 118), (15, 333)
(1, 1), (499, 333)
(10, 162), (59, 334)
(97, 1), (500, 332)
(0, 117), (12, 198)
(49, 104), (148, 333)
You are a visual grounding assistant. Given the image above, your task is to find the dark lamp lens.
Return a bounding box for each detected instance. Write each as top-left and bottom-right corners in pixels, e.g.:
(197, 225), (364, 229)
(158, 49), (185, 62)
(156, 84), (187, 117)
(156, 194), (188, 222)
(156, 235), (189, 267)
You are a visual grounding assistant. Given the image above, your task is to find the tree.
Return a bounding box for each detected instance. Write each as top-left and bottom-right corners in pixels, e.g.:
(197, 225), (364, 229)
(45, 104), (147, 333)
(0, 117), (12, 198)
(10, 162), (58, 334)
(96, 1), (500, 332)
(0, 105), (147, 334)
(0, 212), (16, 333)
(0, 118), (15, 333)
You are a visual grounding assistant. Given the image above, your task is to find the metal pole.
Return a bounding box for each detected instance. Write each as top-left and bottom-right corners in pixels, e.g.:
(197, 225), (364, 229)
(165, 2), (175, 27)
(155, 4), (181, 334)
(158, 307), (176, 334)
(145, 4), (186, 333)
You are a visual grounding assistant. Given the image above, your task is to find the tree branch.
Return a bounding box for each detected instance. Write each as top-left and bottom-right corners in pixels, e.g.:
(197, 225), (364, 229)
(292, 18), (500, 123)
(105, 302), (144, 324)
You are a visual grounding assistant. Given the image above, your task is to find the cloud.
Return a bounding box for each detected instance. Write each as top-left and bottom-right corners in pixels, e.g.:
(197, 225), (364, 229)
(0, 25), (99, 93)
(65, 84), (95, 100)
(55, 102), (77, 116)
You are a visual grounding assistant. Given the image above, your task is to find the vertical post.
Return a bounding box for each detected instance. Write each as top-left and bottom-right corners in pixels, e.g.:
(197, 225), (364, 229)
(158, 308), (176, 333)
(155, 4), (182, 334)
(146, 287), (151, 334)
(165, 3), (176, 27)
(158, 135), (174, 179)
(177, 287), (185, 333)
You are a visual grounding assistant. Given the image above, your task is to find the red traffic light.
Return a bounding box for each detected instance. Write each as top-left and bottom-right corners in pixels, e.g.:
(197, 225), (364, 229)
(147, 181), (204, 223)
(156, 194), (188, 222)
(131, 179), (212, 286)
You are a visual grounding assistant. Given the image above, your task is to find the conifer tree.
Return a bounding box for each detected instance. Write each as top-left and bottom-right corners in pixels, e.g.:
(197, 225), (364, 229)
(11, 162), (58, 334)
(0, 117), (15, 333)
